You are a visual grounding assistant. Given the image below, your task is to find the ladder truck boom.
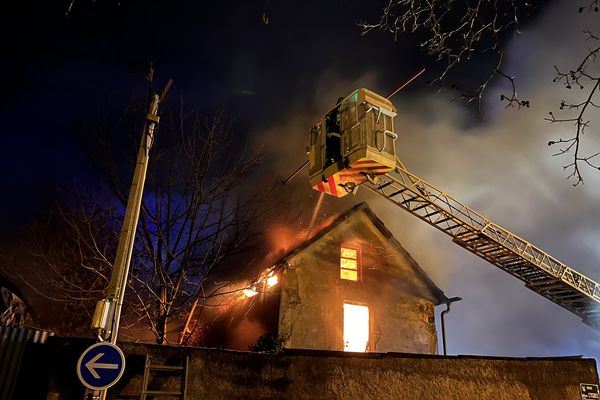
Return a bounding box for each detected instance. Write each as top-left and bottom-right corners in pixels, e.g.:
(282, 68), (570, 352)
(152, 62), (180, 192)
(308, 88), (600, 331)
(366, 161), (600, 330)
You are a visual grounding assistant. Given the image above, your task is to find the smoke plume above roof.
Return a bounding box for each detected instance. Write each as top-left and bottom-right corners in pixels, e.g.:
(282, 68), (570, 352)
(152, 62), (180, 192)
(258, 1), (600, 358)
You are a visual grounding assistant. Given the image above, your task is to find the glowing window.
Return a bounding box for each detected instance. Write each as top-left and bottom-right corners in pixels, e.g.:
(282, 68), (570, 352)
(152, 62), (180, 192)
(340, 246), (359, 281)
(343, 303), (369, 352)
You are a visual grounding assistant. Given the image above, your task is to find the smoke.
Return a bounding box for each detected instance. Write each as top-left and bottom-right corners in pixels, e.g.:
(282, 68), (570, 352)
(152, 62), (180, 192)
(256, 1), (600, 358)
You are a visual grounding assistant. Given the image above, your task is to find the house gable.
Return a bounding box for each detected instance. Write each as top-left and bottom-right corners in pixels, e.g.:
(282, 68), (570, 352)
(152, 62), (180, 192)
(277, 202), (447, 354)
(278, 203), (447, 304)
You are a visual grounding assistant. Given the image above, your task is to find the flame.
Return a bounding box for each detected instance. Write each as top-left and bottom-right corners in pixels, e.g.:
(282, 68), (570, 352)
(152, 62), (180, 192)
(243, 287), (258, 298)
(343, 303), (369, 352)
(266, 225), (298, 254)
(239, 268), (280, 300)
(266, 274), (279, 287)
(235, 208), (347, 304)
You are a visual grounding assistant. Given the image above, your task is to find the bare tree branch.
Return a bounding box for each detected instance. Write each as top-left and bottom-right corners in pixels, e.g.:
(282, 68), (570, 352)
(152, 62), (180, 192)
(19, 102), (294, 343)
(360, 0), (534, 114)
(364, 0), (600, 183)
(547, 29), (600, 185)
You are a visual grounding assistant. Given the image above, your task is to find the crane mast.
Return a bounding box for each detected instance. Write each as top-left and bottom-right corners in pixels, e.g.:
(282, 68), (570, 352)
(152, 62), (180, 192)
(308, 88), (600, 331)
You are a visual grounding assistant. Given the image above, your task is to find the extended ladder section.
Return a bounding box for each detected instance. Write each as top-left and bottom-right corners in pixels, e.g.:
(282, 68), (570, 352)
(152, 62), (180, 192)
(363, 161), (600, 330)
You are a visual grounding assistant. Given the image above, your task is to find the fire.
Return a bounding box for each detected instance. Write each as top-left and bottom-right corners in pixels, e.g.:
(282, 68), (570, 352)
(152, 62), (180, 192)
(266, 225), (298, 254)
(238, 210), (347, 302)
(242, 268), (280, 298)
(266, 274), (278, 287)
(343, 303), (369, 352)
(264, 210), (340, 261)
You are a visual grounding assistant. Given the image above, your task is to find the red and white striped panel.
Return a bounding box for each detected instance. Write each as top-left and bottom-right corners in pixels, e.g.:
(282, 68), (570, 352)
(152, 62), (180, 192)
(314, 175), (346, 197)
(312, 158), (393, 198)
(347, 159), (393, 175)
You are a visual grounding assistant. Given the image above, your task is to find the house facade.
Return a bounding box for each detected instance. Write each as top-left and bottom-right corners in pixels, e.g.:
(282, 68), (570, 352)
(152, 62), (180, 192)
(274, 203), (448, 354)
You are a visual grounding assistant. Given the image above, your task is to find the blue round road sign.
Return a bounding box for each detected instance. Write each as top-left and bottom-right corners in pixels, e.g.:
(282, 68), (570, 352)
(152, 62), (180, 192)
(77, 342), (125, 390)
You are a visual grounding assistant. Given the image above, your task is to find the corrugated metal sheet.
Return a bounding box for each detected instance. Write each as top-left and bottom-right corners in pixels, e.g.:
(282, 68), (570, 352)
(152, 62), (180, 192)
(0, 326), (53, 399)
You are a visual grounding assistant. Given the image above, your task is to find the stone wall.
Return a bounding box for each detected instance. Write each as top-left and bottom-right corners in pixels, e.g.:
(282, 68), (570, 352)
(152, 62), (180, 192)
(279, 211), (439, 353)
(36, 338), (598, 400)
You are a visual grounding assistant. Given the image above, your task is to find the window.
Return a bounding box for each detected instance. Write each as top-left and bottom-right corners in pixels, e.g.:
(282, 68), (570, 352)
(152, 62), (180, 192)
(340, 246), (360, 281)
(343, 303), (369, 352)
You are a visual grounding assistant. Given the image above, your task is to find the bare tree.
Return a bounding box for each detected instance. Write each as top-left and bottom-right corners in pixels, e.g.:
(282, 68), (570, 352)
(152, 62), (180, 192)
(20, 103), (287, 344)
(361, 0), (534, 112)
(17, 201), (118, 335)
(363, 0), (599, 184)
(547, 28), (600, 185)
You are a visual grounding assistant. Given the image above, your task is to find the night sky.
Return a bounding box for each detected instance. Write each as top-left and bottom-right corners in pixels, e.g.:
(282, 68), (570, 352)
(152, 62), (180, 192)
(2, 0), (600, 360)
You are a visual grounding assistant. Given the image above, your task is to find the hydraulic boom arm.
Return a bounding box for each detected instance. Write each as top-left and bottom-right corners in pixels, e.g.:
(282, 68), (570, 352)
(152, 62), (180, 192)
(364, 160), (600, 330)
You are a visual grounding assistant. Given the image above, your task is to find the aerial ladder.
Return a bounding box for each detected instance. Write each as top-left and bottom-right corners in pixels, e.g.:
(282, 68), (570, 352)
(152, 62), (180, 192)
(307, 88), (600, 331)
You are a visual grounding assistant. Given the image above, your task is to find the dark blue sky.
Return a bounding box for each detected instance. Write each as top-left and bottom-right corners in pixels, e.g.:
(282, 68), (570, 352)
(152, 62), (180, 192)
(0, 0), (429, 228)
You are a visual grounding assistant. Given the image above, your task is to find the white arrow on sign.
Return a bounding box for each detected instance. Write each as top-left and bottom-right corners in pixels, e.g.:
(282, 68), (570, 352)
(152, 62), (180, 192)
(85, 352), (119, 379)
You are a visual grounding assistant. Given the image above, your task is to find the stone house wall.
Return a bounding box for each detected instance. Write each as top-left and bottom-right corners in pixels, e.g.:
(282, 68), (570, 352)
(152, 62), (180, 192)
(278, 209), (440, 354)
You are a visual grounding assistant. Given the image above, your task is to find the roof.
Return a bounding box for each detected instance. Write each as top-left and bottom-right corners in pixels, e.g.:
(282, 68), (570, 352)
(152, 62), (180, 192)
(273, 202), (449, 305)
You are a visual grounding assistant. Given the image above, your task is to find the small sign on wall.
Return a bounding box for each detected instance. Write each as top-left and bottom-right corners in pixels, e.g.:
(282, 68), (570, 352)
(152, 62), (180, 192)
(580, 383), (599, 399)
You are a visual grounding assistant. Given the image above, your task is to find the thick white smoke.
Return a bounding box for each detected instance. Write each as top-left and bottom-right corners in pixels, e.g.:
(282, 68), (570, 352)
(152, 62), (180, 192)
(258, 1), (600, 358)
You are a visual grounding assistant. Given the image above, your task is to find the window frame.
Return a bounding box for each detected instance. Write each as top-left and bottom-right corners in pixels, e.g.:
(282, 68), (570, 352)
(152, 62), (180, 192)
(339, 245), (361, 282)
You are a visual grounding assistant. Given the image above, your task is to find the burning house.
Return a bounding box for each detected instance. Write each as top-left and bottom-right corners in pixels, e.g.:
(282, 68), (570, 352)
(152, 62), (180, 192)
(208, 202), (449, 354)
(10, 204), (600, 399)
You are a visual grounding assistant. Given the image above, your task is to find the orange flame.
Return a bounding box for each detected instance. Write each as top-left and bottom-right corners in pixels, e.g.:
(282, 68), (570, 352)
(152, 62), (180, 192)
(266, 274), (279, 287)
